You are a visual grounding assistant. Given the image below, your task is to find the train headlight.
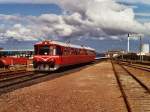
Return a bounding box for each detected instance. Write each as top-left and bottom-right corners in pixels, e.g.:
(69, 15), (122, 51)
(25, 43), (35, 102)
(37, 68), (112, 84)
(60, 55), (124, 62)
(1, 60), (6, 64)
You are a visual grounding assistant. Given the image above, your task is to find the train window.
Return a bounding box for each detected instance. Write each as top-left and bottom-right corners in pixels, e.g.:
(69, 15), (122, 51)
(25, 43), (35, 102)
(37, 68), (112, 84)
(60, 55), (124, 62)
(72, 48), (77, 55)
(70, 48), (73, 55)
(49, 46), (54, 55)
(87, 50), (94, 55)
(63, 48), (67, 55)
(76, 49), (80, 55)
(38, 45), (62, 56)
(80, 49), (86, 55)
(63, 47), (69, 55)
(56, 46), (62, 55)
(34, 46), (38, 55)
(39, 46), (50, 55)
(85, 50), (87, 55)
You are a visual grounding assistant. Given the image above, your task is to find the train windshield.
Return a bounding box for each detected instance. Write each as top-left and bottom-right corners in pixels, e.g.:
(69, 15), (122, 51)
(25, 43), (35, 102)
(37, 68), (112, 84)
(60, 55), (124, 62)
(39, 46), (50, 55)
(35, 45), (62, 56)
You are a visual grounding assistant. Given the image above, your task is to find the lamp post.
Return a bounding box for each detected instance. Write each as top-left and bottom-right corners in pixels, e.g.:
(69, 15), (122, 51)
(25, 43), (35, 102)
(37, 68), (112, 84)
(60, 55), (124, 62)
(140, 36), (143, 62)
(127, 34), (130, 52)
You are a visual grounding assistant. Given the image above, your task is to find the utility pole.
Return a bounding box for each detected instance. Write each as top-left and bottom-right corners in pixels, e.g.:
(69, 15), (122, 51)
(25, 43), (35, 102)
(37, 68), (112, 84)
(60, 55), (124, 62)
(140, 36), (143, 61)
(127, 34), (130, 52)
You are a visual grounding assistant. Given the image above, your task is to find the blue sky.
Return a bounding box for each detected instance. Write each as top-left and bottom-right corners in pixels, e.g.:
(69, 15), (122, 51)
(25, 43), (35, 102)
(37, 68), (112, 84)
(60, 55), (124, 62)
(0, 4), (62, 16)
(0, 2), (149, 21)
(133, 3), (150, 22)
(0, 0), (150, 52)
(0, 2), (148, 18)
(118, 1), (150, 22)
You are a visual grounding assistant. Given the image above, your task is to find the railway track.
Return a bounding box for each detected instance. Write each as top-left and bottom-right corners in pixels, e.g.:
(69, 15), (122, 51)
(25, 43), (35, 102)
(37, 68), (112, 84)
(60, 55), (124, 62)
(0, 61), (100, 95)
(0, 71), (49, 90)
(118, 61), (150, 72)
(0, 70), (30, 79)
(112, 61), (150, 112)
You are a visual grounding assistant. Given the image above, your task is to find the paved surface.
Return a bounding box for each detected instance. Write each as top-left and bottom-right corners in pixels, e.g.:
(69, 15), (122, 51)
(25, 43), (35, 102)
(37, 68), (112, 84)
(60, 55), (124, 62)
(0, 61), (127, 112)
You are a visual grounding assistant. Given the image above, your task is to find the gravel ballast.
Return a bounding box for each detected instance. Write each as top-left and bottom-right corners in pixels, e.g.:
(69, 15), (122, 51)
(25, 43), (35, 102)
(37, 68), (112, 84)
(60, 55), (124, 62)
(0, 61), (127, 112)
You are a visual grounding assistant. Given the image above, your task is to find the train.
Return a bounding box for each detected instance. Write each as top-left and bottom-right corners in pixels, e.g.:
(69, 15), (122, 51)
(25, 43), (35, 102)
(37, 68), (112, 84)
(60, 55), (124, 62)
(0, 57), (28, 68)
(33, 40), (96, 71)
(0, 50), (33, 68)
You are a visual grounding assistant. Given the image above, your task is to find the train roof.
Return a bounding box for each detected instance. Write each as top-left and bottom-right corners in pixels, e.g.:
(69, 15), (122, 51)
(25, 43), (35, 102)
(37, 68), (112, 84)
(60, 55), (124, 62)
(35, 40), (95, 51)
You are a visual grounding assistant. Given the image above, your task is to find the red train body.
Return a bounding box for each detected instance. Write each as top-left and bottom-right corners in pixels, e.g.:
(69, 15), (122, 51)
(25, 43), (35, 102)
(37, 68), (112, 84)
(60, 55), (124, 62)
(0, 57), (27, 68)
(33, 40), (96, 71)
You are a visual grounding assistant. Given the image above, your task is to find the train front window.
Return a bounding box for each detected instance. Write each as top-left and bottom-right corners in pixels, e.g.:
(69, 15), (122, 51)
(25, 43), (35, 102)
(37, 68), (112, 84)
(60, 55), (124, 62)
(36, 45), (62, 56)
(39, 46), (50, 55)
(34, 46), (38, 55)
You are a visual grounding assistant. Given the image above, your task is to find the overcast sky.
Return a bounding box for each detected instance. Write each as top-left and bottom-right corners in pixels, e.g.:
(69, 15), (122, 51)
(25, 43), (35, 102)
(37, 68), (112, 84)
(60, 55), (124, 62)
(0, 0), (150, 52)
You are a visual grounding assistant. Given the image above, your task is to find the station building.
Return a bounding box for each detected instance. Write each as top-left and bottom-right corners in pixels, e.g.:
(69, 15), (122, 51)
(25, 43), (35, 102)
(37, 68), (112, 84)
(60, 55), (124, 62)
(0, 49), (34, 58)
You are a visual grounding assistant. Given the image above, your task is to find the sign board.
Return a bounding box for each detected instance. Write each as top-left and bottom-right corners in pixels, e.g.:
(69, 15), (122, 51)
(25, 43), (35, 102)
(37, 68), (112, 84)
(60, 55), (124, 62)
(127, 33), (144, 52)
(128, 33), (144, 38)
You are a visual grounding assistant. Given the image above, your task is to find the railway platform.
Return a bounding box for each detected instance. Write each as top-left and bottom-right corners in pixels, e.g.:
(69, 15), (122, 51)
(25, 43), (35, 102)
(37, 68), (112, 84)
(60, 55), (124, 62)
(0, 60), (127, 112)
(0, 60), (149, 112)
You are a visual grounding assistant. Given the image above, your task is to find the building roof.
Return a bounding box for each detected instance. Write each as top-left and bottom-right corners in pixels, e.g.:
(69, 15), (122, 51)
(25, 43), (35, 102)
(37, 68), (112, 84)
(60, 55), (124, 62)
(0, 49), (34, 52)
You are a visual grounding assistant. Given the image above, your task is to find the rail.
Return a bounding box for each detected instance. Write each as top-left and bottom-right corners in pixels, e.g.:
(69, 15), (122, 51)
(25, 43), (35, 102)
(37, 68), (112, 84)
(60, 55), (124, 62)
(111, 60), (150, 112)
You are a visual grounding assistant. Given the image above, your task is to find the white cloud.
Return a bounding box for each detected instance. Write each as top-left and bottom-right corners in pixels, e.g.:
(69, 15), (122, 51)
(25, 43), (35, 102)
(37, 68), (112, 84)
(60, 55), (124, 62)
(117, 0), (150, 5)
(4, 24), (38, 41)
(0, 0), (150, 5)
(0, 0), (149, 5)
(135, 12), (150, 17)
(0, 14), (20, 21)
(0, 0), (150, 42)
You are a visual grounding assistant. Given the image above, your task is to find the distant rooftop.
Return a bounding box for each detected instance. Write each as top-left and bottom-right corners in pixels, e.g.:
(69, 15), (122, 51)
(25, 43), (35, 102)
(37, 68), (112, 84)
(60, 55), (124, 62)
(0, 49), (34, 52)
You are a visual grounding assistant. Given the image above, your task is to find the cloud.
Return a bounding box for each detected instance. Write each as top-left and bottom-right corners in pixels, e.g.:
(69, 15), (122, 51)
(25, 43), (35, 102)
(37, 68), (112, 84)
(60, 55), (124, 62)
(4, 24), (38, 41)
(135, 12), (150, 17)
(116, 0), (150, 5)
(0, 0), (149, 5)
(0, 0), (150, 42)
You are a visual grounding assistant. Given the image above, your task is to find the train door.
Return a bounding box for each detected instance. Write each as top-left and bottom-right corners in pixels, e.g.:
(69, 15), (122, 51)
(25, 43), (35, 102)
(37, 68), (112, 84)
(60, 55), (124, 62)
(61, 47), (69, 65)
(56, 45), (62, 61)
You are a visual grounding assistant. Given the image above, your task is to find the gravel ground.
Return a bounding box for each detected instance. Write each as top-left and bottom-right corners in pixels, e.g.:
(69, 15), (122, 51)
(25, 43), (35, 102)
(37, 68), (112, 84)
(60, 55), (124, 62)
(0, 61), (127, 112)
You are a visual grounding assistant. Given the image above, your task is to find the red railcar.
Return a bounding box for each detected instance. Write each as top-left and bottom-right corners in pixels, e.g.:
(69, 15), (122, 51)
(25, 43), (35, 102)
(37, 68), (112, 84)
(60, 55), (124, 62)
(33, 40), (96, 71)
(0, 57), (28, 68)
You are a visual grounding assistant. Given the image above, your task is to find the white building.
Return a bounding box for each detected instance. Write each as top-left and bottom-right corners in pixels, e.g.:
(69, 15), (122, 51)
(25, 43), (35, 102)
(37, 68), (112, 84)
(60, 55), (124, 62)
(142, 44), (149, 54)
